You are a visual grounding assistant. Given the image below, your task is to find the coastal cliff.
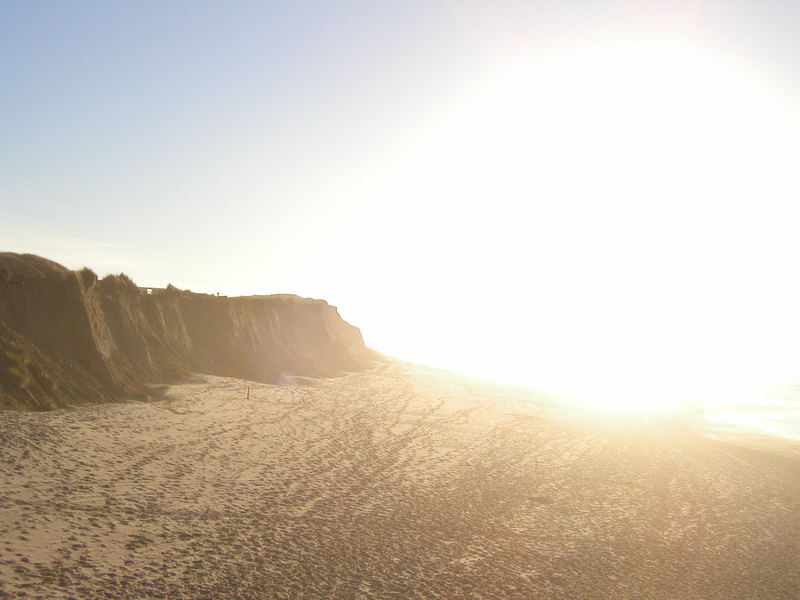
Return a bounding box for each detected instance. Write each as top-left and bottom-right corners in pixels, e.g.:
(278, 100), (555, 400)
(0, 253), (376, 410)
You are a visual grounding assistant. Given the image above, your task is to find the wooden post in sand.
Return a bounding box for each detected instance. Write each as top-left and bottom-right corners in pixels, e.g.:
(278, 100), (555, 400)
(246, 386), (250, 399)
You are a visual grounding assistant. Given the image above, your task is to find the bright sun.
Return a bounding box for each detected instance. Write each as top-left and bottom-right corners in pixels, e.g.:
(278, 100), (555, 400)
(370, 39), (800, 414)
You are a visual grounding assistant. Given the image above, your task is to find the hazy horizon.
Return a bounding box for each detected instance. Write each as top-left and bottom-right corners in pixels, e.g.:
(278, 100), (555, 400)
(5, 1), (800, 405)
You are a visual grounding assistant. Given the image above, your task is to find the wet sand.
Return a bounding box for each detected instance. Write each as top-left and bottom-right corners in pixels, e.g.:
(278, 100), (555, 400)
(1, 362), (799, 599)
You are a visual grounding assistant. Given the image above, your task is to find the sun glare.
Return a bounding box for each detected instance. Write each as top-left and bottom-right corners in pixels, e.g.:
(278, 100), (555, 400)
(373, 38), (800, 414)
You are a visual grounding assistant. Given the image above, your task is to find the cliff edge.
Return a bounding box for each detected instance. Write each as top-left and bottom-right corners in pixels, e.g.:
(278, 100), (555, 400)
(0, 253), (377, 410)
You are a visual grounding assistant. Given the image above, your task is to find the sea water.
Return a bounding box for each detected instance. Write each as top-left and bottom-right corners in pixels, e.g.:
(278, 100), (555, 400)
(523, 377), (800, 442)
(703, 381), (800, 441)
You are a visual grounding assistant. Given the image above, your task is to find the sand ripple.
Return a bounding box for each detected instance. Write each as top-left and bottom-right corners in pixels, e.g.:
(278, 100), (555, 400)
(0, 363), (799, 599)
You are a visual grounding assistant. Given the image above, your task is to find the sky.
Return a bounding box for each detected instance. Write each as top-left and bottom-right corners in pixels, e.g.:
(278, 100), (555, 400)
(4, 1), (800, 404)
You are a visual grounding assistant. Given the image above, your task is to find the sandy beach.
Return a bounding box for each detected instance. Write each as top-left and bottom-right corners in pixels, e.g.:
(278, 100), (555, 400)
(1, 361), (798, 599)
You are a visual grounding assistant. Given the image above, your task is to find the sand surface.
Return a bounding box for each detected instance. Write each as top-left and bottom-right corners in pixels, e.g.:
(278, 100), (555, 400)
(1, 362), (799, 599)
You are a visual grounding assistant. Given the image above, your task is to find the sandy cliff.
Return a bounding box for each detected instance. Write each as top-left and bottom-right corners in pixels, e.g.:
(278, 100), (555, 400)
(0, 253), (375, 410)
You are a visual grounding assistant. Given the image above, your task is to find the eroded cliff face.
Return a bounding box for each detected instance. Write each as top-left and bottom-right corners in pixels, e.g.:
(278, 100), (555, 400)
(0, 253), (376, 410)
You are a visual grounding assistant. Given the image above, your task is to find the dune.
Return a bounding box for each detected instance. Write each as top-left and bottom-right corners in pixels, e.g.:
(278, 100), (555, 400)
(0, 361), (798, 599)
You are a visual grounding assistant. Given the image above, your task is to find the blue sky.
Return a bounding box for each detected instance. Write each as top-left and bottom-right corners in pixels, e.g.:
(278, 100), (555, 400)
(2, 2), (511, 290)
(4, 1), (800, 397)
